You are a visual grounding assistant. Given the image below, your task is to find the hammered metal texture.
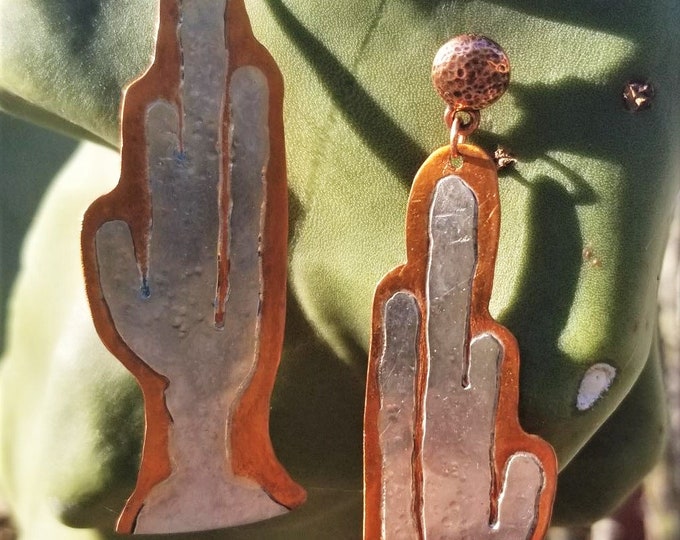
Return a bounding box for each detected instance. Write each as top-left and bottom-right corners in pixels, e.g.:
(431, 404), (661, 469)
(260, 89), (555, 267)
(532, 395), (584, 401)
(432, 34), (510, 111)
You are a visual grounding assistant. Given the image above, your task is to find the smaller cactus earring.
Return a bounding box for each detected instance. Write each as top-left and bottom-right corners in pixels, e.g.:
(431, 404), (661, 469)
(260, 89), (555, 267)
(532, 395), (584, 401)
(364, 35), (557, 539)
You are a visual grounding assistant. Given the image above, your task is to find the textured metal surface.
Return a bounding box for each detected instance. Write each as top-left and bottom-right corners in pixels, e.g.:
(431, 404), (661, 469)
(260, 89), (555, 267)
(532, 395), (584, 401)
(495, 452), (543, 538)
(431, 34), (510, 112)
(378, 292), (420, 539)
(422, 175), (482, 536)
(420, 176), (542, 538)
(365, 159), (554, 539)
(421, 176), (478, 516)
(421, 330), (500, 537)
(93, 1), (286, 533)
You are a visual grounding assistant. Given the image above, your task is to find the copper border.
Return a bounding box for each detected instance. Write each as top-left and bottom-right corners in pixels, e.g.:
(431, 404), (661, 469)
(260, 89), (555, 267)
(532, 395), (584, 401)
(81, 0), (304, 533)
(81, 0), (181, 532)
(364, 144), (557, 539)
(225, 0), (306, 510)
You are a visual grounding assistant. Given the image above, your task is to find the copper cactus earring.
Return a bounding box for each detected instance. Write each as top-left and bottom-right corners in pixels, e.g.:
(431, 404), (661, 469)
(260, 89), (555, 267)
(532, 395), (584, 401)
(81, 0), (305, 534)
(364, 35), (557, 539)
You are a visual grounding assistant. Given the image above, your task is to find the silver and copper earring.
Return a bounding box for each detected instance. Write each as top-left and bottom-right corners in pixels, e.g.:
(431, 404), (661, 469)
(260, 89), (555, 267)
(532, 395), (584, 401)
(364, 35), (557, 539)
(81, 0), (305, 534)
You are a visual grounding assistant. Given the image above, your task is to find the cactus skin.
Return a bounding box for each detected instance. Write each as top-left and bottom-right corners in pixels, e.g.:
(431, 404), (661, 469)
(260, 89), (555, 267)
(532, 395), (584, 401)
(552, 335), (667, 525)
(0, 0), (678, 538)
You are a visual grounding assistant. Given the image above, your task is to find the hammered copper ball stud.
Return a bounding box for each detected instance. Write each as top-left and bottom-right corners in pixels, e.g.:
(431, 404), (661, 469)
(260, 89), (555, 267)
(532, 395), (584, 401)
(432, 34), (510, 111)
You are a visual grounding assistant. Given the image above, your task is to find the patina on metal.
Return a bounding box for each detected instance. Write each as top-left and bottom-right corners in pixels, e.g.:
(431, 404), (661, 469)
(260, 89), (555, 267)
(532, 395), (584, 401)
(81, 0), (305, 533)
(431, 34), (510, 113)
(364, 144), (557, 540)
(365, 36), (556, 539)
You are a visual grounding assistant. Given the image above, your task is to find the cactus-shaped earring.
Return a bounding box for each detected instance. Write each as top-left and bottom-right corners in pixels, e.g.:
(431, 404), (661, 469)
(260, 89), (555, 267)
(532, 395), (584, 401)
(81, 0), (305, 534)
(364, 35), (557, 539)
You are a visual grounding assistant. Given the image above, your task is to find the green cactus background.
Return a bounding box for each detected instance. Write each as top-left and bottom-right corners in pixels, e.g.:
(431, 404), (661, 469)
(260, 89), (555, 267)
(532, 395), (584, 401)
(0, 0), (679, 538)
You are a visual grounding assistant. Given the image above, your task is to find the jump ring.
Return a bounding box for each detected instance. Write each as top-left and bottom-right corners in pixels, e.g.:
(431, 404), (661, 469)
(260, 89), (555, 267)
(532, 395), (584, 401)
(446, 108), (480, 156)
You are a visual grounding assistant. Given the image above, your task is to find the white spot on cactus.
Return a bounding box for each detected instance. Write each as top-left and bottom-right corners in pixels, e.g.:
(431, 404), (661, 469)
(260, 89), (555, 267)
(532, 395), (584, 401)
(576, 363), (616, 411)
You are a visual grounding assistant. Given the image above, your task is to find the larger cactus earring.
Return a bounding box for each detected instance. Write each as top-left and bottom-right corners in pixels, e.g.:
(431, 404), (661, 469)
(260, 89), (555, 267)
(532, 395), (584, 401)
(81, 0), (305, 534)
(364, 35), (557, 539)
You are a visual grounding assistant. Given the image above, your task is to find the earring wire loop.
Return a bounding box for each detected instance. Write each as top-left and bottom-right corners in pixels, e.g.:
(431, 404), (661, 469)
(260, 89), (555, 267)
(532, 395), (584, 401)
(445, 107), (480, 157)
